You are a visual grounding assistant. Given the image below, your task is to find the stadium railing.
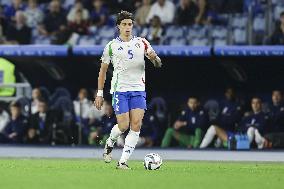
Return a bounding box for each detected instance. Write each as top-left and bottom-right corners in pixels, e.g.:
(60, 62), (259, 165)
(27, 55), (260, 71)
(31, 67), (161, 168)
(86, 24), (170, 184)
(0, 45), (284, 57)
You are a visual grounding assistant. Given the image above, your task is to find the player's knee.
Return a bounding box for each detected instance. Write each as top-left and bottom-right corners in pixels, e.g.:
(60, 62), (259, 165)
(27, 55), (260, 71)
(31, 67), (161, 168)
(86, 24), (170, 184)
(130, 119), (142, 132)
(118, 122), (130, 132)
(130, 119), (142, 128)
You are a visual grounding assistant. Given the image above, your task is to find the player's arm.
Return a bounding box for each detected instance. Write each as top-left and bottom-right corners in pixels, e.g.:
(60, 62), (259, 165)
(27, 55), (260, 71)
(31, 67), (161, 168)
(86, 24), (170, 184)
(146, 50), (162, 68)
(142, 38), (162, 68)
(95, 63), (109, 110)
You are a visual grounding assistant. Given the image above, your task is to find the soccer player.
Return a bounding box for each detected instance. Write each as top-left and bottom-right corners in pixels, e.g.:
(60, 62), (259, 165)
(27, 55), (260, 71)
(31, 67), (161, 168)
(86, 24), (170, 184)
(94, 11), (162, 169)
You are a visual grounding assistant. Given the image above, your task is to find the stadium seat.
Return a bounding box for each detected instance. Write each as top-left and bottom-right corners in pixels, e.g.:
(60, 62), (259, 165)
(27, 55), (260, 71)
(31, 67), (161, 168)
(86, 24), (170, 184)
(16, 97), (31, 117)
(190, 37), (210, 46)
(185, 25), (209, 41)
(50, 87), (71, 106)
(132, 27), (141, 36)
(232, 27), (247, 45)
(253, 13), (266, 33)
(98, 37), (113, 46)
(63, 0), (75, 11)
(203, 99), (219, 121)
(164, 26), (184, 39)
(77, 35), (96, 45)
(273, 4), (284, 21)
(231, 14), (248, 28)
(51, 96), (74, 123)
(97, 26), (116, 38)
(211, 26), (228, 39)
(213, 37), (228, 46)
(168, 37), (187, 45)
(0, 0), (11, 6)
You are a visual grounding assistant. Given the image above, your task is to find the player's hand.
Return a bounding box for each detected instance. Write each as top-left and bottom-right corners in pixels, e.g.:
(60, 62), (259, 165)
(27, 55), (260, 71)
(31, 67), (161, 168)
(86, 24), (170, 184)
(146, 50), (157, 61)
(174, 121), (186, 130)
(94, 96), (104, 110)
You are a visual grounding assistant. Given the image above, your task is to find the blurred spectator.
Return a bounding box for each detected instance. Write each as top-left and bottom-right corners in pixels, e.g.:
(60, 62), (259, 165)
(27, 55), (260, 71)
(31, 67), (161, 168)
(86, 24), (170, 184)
(269, 11), (284, 45)
(73, 88), (93, 143)
(89, 89), (105, 123)
(68, 9), (89, 35)
(73, 88), (93, 123)
(67, 0), (89, 23)
(38, 0), (66, 39)
(0, 102), (27, 143)
(105, 0), (140, 14)
(24, 0), (44, 28)
(31, 88), (43, 114)
(141, 15), (164, 45)
(137, 110), (160, 147)
(0, 6), (8, 43)
(135, 0), (151, 26)
(146, 0), (175, 25)
(195, 0), (208, 25)
(200, 88), (242, 148)
(175, 0), (198, 26)
(90, 0), (108, 27)
(4, 0), (26, 21)
(239, 97), (269, 149)
(5, 11), (31, 44)
(161, 97), (208, 148)
(268, 90), (284, 133)
(0, 106), (10, 134)
(89, 101), (116, 145)
(27, 98), (59, 144)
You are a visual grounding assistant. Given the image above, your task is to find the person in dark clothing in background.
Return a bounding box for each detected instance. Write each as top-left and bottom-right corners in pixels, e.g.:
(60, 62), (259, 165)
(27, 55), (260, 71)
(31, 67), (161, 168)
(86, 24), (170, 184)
(5, 11), (31, 44)
(27, 98), (59, 144)
(239, 97), (269, 149)
(200, 87), (242, 148)
(90, 0), (108, 27)
(4, 0), (26, 21)
(161, 96), (208, 148)
(0, 101), (27, 143)
(269, 11), (284, 45)
(268, 90), (284, 133)
(89, 101), (117, 146)
(37, 0), (67, 43)
(175, 0), (198, 26)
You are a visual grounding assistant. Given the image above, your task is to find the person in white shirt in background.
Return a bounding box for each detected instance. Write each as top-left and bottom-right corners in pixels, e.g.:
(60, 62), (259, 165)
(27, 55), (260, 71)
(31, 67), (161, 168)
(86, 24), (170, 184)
(67, 0), (89, 23)
(0, 106), (10, 133)
(31, 87), (42, 114)
(89, 89), (105, 124)
(73, 88), (94, 144)
(73, 88), (93, 123)
(24, 0), (44, 28)
(146, 0), (175, 25)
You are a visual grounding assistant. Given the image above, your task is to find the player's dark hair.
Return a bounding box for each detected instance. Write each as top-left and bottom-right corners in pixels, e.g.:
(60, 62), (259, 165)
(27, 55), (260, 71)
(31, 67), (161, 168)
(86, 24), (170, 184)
(281, 11), (284, 17)
(116, 10), (134, 25)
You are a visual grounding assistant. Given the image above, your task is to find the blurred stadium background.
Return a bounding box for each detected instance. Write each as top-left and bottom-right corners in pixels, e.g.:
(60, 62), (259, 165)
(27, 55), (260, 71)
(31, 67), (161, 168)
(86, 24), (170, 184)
(0, 1), (284, 188)
(1, 0), (284, 152)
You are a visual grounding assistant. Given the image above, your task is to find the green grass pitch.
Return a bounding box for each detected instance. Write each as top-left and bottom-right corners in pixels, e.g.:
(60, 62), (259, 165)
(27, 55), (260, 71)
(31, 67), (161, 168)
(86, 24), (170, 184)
(0, 159), (283, 189)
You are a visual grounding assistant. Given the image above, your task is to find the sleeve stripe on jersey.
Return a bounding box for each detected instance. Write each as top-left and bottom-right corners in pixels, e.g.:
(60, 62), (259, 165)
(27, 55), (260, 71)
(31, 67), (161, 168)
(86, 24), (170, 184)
(142, 39), (148, 52)
(108, 41), (114, 57)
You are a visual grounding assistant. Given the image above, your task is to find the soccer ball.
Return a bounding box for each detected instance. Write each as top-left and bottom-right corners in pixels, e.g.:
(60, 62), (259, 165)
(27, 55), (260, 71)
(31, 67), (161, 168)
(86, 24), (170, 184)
(144, 153), (163, 170)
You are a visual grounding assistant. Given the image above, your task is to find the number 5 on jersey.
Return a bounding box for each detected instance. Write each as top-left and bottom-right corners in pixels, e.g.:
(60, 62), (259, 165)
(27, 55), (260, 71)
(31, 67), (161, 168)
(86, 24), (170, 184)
(128, 50), (133, 59)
